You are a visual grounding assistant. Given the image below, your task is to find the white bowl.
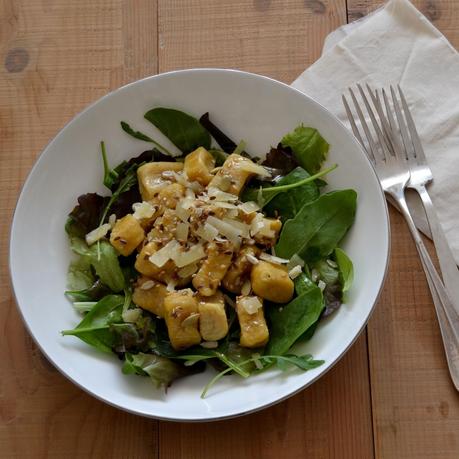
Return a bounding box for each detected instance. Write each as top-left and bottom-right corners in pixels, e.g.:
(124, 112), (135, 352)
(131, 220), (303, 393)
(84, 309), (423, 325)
(10, 69), (389, 421)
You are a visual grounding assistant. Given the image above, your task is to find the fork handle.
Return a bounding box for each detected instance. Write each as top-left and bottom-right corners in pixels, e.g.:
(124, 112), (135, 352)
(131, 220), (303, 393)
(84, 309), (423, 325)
(412, 184), (459, 316)
(390, 190), (459, 360)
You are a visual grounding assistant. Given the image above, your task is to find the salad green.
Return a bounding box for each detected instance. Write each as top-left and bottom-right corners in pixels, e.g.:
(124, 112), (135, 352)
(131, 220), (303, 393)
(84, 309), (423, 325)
(63, 106), (357, 397)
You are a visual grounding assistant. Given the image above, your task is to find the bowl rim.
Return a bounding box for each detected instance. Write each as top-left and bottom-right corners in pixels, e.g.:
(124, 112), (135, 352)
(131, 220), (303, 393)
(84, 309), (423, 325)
(9, 68), (391, 422)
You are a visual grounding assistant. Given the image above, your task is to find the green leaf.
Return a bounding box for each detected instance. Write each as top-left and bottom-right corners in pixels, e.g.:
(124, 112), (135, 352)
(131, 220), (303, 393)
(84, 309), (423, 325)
(242, 164), (337, 207)
(294, 272), (317, 296)
(67, 255), (94, 292)
(335, 247), (354, 297)
(62, 295), (124, 352)
(275, 190), (357, 262)
(122, 352), (202, 388)
(144, 108), (211, 153)
(314, 259), (339, 285)
(120, 121), (174, 156)
(69, 238), (125, 293)
(275, 354), (324, 371)
(281, 125), (329, 174)
(264, 167), (320, 221)
(208, 149), (229, 166)
(266, 284), (324, 356)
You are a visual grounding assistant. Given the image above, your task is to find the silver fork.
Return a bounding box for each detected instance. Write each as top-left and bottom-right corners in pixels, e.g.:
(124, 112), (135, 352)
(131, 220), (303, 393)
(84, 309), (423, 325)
(343, 85), (459, 390)
(383, 86), (459, 316)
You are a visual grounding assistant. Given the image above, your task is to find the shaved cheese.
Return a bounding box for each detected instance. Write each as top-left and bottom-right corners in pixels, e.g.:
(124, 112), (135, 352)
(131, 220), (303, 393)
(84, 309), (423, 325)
(288, 265), (303, 280)
(182, 313), (200, 327)
(238, 201), (260, 214)
(173, 244), (206, 268)
(238, 160), (270, 178)
(241, 280), (252, 296)
(195, 222), (219, 242)
(223, 218), (250, 237)
(207, 215), (242, 245)
(311, 268), (320, 282)
(176, 222), (189, 241)
(287, 254), (305, 271)
(85, 223), (111, 245)
(185, 188), (195, 199)
(252, 353), (264, 370)
(212, 201), (238, 209)
(132, 201), (156, 220)
(166, 280), (177, 292)
(318, 280), (326, 291)
(250, 213), (265, 236)
(148, 240), (180, 267)
(246, 253), (259, 265)
(108, 214), (117, 227)
(176, 199), (192, 222)
(259, 253), (290, 264)
(225, 209), (239, 219)
(177, 263), (199, 278)
(207, 187), (238, 202)
(239, 296), (262, 314)
(327, 259), (338, 268)
(122, 308), (142, 323)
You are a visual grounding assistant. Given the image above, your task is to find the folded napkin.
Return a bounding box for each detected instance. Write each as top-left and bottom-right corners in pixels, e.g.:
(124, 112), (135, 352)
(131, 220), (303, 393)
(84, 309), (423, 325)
(292, 0), (459, 264)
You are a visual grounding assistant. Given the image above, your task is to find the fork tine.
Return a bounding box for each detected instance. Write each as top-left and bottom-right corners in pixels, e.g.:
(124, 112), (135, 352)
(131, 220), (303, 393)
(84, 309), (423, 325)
(398, 85), (426, 161)
(356, 84), (391, 161)
(348, 88), (380, 161)
(390, 85), (415, 159)
(342, 94), (370, 158)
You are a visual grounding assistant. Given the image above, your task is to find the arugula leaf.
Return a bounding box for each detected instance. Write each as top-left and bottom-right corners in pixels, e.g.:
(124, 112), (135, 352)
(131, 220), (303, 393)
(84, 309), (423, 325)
(276, 190), (357, 262)
(69, 238), (125, 292)
(281, 125), (330, 174)
(199, 112), (237, 153)
(264, 167), (320, 221)
(262, 143), (298, 175)
(120, 121), (174, 156)
(65, 193), (107, 238)
(266, 284), (324, 356)
(145, 108), (211, 153)
(62, 295), (124, 352)
(242, 164), (337, 207)
(122, 352), (205, 389)
(335, 247), (354, 297)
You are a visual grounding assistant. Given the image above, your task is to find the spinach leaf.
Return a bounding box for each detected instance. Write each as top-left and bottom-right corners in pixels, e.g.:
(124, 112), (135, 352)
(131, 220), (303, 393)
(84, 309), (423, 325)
(66, 279), (111, 302)
(262, 143), (298, 175)
(294, 272), (317, 296)
(65, 193), (106, 238)
(145, 108), (211, 153)
(242, 164), (336, 207)
(122, 352), (205, 389)
(264, 167), (320, 221)
(335, 247), (354, 297)
(281, 125), (329, 174)
(120, 121), (174, 157)
(69, 238), (125, 292)
(199, 112), (237, 153)
(266, 285), (324, 356)
(62, 295), (124, 352)
(314, 259), (339, 285)
(276, 190), (357, 262)
(67, 255), (94, 292)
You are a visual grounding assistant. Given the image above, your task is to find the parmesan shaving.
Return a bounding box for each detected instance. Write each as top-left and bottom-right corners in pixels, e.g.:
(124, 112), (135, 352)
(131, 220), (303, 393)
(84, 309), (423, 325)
(108, 214), (117, 227)
(239, 296), (262, 314)
(176, 222), (189, 241)
(207, 215), (242, 245)
(182, 313), (200, 327)
(246, 253), (259, 265)
(259, 253), (290, 264)
(122, 308), (142, 323)
(288, 265), (303, 280)
(287, 254), (305, 271)
(238, 201), (260, 214)
(148, 240), (180, 267)
(176, 199), (192, 222)
(241, 280), (252, 296)
(251, 353), (264, 370)
(85, 223), (111, 246)
(132, 201), (156, 220)
(173, 244), (206, 268)
(207, 187), (238, 202)
(140, 280), (156, 290)
(195, 222), (219, 242)
(177, 263), (199, 278)
(318, 280), (326, 291)
(238, 161), (270, 178)
(222, 218), (250, 238)
(166, 280), (177, 292)
(212, 201), (238, 209)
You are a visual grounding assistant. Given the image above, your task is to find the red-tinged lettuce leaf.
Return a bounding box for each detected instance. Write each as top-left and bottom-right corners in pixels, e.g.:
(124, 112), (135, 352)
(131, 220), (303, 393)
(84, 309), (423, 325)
(262, 143), (298, 175)
(65, 193), (107, 238)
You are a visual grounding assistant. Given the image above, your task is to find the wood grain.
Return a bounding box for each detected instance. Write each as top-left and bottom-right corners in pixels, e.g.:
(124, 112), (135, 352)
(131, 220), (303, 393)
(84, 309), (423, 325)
(0, 1), (159, 457)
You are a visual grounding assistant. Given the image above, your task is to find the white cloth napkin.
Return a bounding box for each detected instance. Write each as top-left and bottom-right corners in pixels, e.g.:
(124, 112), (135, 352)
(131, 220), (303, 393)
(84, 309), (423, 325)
(292, 0), (459, 264)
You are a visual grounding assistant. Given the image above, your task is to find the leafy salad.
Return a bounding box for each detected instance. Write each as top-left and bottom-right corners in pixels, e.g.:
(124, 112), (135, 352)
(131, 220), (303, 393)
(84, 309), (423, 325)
(63, 107), (356, 397)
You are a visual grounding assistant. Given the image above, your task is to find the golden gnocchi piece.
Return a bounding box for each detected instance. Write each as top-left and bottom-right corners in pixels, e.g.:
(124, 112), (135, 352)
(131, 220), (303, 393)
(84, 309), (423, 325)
(132, 277), (168, 317)
(164, 290), (201, 350)
(110, 214), (145, 256)
(148, 209), (180, 243)
(222, 245), (260, 294)
(208, 154), (256, 196)
(253, 218), (282, 247)
(236, 296), (269, 348)
(198, 291), (228, 341)
(192, 240), (234, 296)
(184, 147), (215, 186)
(155, 183), (186, 210)
(134, 241), (175, 280)
(251, 260), (294, 303)
(137, 162), (183, 201)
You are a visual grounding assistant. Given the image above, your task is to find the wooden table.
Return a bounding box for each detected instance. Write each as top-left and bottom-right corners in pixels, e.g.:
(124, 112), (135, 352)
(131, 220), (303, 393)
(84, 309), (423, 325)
(1, 0), (459, 457)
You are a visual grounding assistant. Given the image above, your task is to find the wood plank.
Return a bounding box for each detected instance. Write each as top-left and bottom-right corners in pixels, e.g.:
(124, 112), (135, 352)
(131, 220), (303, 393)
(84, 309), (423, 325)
(0, 1), (159, 457)
(157, 2), (374, 458)
(345, 1), (459, 457)
(159, 333), (373, 459)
